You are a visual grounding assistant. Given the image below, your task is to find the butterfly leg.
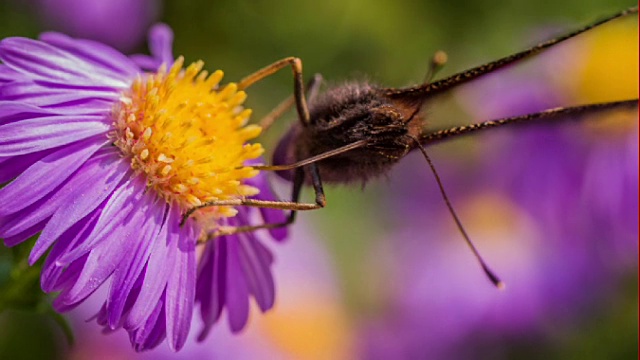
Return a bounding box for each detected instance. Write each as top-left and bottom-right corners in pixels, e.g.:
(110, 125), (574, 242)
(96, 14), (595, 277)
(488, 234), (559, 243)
(237, 57), (312, 126)
(258, 74), (324, 131)
(196, 164), (326, 240)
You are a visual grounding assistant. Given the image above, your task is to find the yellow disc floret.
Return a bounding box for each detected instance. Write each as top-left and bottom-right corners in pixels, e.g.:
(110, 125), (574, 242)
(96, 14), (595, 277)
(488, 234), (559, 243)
(111, 57), (264, 220)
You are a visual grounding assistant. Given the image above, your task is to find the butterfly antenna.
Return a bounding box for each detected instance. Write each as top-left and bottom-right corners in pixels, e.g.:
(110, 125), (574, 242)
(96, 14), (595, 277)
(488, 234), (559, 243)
(409, 136), (505, 289)
(386, 6), (639, 101)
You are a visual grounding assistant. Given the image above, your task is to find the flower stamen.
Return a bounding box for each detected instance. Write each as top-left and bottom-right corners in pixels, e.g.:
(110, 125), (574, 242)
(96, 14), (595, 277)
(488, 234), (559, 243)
(111, 56), (264, 222)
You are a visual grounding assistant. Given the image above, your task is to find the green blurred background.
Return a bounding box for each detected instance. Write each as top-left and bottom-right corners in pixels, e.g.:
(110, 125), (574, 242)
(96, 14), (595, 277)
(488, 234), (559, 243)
(0, 0), (637, 359)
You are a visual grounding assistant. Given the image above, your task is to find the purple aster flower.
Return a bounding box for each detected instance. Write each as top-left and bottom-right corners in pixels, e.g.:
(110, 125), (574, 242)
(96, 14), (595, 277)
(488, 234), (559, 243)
(0, 24), (287, 351)
(35, 0), (161, 52)
(60, 218), (347, 360)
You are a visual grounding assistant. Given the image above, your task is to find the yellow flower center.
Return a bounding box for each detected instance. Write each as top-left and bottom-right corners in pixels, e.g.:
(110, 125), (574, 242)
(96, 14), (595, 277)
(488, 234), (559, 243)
(111, 57), (264, 221)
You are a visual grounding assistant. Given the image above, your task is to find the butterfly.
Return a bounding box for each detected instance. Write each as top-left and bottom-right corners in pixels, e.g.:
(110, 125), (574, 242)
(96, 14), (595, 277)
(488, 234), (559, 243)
(186, 6), (638, 287)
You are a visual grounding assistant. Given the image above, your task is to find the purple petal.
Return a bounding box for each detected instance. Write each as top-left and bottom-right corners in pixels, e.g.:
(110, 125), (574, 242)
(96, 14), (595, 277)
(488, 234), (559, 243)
(0, 81), (118, 111)
(54, 175), (145, 265)
(125, 204), (175, 330)
(2, 218), (48, 247)
(0, 64), (25, 83)
(251, 234), (275, 265)
(165, 207), (197, 351)
(0, 114), (110, 156)
(41, 208), (101, 292)
(42, 97), (114, 115)
(130, 23), (174, 72)
(49, 255), (87, 310)
(226, 236), (250, 332)
(131, 299), (167, 352)
(195, 240), (222, 342)
(53, 189), (148, 309)
(259, 207), (288, 241)
(39, 32), (140, 79)
(0, 37), (129, 88)
(94, 286), (144, 333)
(29, 151), (129, 263)
(148, 24), (174, 66)
(128, 55), (160, 72)
(93, 303), (109, 327)
(237, 234), (275, 311)
(106, 195), (164, 328)
(0, 192), (55, 240)
(0, 137), (107, 215)
(0, 149), (50, 185)
(0, 101), (55, 125)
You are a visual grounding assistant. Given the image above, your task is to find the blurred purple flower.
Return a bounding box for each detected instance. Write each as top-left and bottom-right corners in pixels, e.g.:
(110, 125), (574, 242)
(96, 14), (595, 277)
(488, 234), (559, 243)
(0, 24), (286, 351)
(362, 190), (603, 359)
(577, 128), (638, 268)
(362, 152), (618, 358)
(459, 66), (638, 271)
(36, 0), (161, 52)
(360, 47), (636, 357)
